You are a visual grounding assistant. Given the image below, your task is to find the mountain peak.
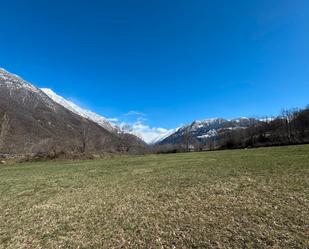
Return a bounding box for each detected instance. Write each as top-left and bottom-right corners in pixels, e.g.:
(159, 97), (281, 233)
(0, 67), (41, 95)
(196, 118), (226, 124)
(157, 117), (261, 145)
(0, 69), (148, 155)
(0, 67), (22, 80)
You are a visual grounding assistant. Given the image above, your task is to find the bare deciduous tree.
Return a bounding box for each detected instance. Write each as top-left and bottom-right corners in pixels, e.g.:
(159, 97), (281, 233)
(182, 129), (192, 152)
(0, 112), (10, 149)
(80, 125), (90, 153)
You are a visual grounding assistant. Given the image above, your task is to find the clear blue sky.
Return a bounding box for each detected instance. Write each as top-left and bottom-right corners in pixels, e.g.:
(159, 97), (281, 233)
(1, 0), (309, 129)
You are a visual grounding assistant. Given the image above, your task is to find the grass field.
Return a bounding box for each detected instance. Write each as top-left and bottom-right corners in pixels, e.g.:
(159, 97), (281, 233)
(0, 145), (308, 248)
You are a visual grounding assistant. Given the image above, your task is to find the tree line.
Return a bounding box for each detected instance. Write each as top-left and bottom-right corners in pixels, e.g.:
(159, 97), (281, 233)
(153, 105), (309, 153)
(218, 106), (309, 150)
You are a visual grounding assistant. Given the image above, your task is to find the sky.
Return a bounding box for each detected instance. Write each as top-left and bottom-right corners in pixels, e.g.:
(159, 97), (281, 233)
(1, 0), (309, 141)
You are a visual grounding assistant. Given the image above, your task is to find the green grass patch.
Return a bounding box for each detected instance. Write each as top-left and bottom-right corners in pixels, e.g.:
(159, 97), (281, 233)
(0, 145), (308, 248)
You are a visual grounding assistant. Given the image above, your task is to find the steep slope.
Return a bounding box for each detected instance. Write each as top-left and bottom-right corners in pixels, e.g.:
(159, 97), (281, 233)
(41, 88), (176, 144)
(41, 88), (117, 132)
(0, 68), (147, 156)
(158, 118), (260, 146)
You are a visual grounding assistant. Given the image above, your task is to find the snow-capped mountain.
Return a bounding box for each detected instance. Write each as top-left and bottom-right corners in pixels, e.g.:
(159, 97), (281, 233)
(0, 68), (38, 93)
(41, 88), (173, 144)
(41, 88), (117, 132)
(158, 117), (260, 146)
(0, 68), (147, 155)
(0, 68), (56, 109)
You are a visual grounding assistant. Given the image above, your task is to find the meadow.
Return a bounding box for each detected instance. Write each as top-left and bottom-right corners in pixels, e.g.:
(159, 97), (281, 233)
(0, 145), (308, 248)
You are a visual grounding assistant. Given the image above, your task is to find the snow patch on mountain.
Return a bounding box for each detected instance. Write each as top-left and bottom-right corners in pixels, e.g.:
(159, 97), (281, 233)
(0, 68), (57, 110)
(0, 68), (41, 94)
(41, 88), (172, 143)
(197, 129), (218, 139)
(41, 88), (117, 132)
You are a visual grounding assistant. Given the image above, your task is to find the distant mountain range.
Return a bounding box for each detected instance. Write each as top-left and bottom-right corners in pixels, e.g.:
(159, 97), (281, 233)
(0, 68), (147, 156)
(0, 67), (274, 156)
(40, 89), (259, 146)
(156, 118), (261, 147)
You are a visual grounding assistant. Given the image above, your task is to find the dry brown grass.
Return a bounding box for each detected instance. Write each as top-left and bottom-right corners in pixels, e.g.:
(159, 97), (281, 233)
(0, 145), (308, 248)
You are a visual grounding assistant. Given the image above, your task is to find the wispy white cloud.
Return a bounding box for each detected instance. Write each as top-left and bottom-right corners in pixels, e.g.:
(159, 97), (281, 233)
(128, 121), (174, 144)
(115, 110), (175, 144)
(41, 88), (175, 144)
(124, 110), (146, 117)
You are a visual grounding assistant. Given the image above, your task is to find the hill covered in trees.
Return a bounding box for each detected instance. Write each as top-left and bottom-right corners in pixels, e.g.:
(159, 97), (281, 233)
(153, 106), (309, 153)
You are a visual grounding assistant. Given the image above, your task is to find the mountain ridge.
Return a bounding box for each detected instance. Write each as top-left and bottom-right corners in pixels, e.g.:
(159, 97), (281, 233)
(0, 68), (147, 156)
(41, 88), (117, 133)
(157, 117), (261, 147)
